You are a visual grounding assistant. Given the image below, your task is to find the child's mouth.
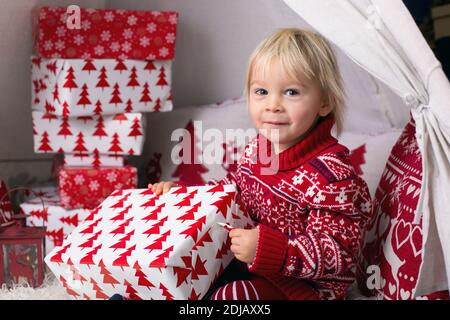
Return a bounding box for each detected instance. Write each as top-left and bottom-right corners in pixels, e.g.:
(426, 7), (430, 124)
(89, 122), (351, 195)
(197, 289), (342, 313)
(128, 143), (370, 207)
(263, 121), (288, 126)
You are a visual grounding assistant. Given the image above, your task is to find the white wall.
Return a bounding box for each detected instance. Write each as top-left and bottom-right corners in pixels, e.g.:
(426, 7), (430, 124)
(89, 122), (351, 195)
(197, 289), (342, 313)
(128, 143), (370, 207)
(0, 0), (106, 189)
(107, 0), (308, 108)
(106, 0), (311, 185)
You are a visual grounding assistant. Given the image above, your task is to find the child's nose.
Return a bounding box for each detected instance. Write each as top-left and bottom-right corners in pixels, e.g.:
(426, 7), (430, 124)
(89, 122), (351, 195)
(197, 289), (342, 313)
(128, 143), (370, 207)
(265, 100), (283, 112)
(265, 95), (283, 112)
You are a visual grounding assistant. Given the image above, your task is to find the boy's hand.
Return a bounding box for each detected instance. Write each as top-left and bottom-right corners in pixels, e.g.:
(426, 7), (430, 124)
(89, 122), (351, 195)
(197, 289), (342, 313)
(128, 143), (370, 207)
(229, 228), (259, 264)
(148, 181), (176, 196)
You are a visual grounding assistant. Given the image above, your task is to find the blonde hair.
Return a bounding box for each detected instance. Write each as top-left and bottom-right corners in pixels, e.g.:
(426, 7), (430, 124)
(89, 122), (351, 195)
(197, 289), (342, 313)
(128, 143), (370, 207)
(245, 28), (345, 135)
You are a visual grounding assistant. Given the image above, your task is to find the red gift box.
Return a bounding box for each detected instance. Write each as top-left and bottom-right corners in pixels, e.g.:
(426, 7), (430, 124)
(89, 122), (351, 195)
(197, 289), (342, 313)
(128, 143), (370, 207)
(36, 7), (178, 60)
(52, 153), (128, 181)
(58, 166), (138, 209)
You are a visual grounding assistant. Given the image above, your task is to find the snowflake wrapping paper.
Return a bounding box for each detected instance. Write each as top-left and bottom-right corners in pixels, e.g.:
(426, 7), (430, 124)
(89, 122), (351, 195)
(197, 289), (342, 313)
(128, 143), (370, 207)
(31, 56), (173, 116)
(20, 187), (91, 255)
(32, 111), (145, 156)
(58, 166), (138, 210)
(36, 7), (178, 60)
(64, 153), (124, 167)
(45, 184), (254, 300)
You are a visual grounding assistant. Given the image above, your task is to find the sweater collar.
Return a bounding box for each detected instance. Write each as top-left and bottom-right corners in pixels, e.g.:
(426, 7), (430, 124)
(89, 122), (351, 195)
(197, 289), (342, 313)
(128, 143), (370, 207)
(256, 115), (338, 172)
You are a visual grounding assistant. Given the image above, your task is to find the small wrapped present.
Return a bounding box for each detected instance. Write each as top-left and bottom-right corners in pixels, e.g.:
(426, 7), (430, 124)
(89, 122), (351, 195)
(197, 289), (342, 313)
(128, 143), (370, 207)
(31, 56), (173, 116)
(45, 185), (254, 300)
(32, 111), (145, 156)
(58, 166), (138, 210)
(35, 7), (178, 60)
(64, 153), (125, 167)
(20, 187), (91, 255)
(52, 154), (125, 175)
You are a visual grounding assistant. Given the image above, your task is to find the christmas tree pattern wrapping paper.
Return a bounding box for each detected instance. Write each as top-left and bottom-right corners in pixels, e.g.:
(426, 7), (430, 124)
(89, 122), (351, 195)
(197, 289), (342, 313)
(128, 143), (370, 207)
(64, 152), (124, 167)
(32, 111), (145, 156)
(45, 184), (254, 300)
(35, 7), (178, 60)
(58, 166), (138, 210)
(31, 56), (173, 116)
(21, 187), (91, 255)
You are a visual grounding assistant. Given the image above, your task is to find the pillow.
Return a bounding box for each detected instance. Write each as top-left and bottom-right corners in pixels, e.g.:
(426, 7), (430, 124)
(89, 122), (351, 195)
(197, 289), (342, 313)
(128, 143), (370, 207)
(358, 118), (449, 300)
(144, 97), (256, 185)
(337, 130), (403, 198)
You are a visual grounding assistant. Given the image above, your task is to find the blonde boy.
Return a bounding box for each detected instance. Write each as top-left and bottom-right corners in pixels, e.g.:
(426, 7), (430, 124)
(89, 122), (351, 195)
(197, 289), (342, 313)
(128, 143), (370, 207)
(150, 28), (372, 300)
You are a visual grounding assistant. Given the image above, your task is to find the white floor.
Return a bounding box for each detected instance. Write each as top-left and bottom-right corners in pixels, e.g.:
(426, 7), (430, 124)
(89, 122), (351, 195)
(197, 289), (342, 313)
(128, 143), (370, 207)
(0, 273), (69, 300)
(0, 272), (371, 300)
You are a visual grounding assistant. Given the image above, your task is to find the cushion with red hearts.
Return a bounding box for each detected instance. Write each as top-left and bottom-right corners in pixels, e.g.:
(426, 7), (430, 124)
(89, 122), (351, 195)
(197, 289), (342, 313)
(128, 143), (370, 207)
(357, 118), (449, 300)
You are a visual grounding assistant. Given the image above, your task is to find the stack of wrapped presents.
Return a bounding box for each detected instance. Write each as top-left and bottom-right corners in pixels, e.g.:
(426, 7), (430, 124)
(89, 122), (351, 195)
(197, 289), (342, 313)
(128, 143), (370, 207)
(23, 6), (254, 300)
(24, 6), (178, 254)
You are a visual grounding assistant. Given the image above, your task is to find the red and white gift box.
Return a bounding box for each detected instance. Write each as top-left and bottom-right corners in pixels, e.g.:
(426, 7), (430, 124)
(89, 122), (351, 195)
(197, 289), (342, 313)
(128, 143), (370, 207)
(45, 184), (254, 300)
(32, 111), (145, 156)
(20, 187), (91, 254)
(58, 166), (138, 210)
(36, 7), (178, 60)
(31, 56), (173, 116)
(64, 153), (125, 167)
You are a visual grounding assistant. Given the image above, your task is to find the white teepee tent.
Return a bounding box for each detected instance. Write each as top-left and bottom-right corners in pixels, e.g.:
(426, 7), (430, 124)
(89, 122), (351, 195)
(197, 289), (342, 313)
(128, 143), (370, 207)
(283, 0), (450, 297)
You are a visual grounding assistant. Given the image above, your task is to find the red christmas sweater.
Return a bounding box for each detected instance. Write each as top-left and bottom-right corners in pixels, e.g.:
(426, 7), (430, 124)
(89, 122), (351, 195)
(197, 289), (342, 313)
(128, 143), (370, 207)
(210, 115), (372, 300)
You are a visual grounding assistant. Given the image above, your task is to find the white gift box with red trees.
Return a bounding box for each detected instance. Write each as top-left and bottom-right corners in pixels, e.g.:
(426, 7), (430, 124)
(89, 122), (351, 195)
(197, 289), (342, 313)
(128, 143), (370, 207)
(45, 184), (254, 300)
(32, 111), (145, 156)
(31, 56), (173, 117)
(21, 187), (91, 255)
(64, 151), (125, 167)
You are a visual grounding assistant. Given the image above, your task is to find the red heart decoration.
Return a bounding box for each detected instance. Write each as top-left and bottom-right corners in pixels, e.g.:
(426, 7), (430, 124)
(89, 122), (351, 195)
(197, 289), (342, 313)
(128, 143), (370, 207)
(410, 225), (422, 258)
(394, 220), (411, 250)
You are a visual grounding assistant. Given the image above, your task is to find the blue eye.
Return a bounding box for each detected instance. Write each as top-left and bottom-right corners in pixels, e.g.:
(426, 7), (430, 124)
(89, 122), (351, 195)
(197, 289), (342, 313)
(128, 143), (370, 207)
(285, 89), (299, 96)
(254, 89), (268, 95)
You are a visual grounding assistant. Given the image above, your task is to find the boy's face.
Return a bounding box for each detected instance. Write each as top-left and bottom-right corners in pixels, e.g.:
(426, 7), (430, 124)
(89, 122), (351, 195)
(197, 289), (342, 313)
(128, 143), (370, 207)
(248, 58), (332, 153)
